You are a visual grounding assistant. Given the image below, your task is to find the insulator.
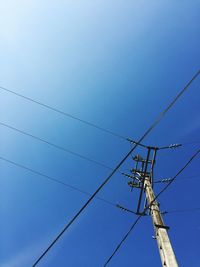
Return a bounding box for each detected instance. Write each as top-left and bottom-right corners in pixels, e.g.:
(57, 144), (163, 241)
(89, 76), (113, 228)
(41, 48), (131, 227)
(169, 143), (182, 149)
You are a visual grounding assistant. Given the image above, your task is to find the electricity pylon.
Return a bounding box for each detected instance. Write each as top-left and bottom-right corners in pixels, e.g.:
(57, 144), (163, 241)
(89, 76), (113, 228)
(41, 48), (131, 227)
(120, 145), (179, 267)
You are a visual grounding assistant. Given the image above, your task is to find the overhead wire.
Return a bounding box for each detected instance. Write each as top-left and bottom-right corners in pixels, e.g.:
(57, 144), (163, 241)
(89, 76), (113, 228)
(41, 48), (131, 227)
(127, 138), (182, 150)
(0, 86), (126, 141)
(154, 174), (200, 183)
(181, 141), (200, 146)
(103, 147), (200, 266)
(152, 148), (200, 200)
(175, 174), (200, 181)
(128, 137), (200, 150)
(32, 70), (200, 266)
(163, 207), (200, 214)
(0, 156), (116, 207)
(2, 118), (198, 174)
(0, 121), (113, 171)
(1, 86), (200, 147)
(5, 117), (199, 190)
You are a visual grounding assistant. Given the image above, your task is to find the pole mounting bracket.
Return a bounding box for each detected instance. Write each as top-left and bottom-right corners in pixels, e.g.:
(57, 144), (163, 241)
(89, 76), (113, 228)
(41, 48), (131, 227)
(154, 224), (170, 230)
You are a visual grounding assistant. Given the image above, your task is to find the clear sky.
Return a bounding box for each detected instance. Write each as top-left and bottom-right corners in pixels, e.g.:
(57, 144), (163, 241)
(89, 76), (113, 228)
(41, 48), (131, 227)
(0, 1), (200, 266)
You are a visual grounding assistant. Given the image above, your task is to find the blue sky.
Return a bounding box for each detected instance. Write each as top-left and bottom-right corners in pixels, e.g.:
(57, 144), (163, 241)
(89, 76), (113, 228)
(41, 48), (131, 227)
(0, 1), (200, 266)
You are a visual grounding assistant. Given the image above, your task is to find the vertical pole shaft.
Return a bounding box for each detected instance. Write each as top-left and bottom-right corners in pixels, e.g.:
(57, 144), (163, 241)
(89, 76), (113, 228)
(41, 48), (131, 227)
(144, 178), (178, 267)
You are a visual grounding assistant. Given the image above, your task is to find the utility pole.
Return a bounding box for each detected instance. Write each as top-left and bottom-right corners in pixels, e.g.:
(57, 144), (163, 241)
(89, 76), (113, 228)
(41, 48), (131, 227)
(119, 144), (179, 267)
(144, 177), (178, 267)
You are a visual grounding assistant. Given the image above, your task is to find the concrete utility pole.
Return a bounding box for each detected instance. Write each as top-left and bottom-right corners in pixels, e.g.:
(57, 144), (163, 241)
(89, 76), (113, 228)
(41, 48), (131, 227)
(120, 145), (179, 267)
(144, 177), (178, 267)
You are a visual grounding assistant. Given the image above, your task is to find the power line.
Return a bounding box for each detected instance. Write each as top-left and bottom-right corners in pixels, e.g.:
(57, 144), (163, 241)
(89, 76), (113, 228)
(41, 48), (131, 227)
(127, 138), (182, 150)
(154, 174), (200, 183)
(0, 121), (113, 170)
(2, 85), (200, 146)
(104, 147), (200, 266)
(0, 156), (115, 207)
(128, 137), (200, 150)
(32, 70), (200, 266)
(164, 207), (200, 214)
(182, 141), (200, 146)
(154, 149), (200, 200)
(175, 174), (200, 181)
(116, 205), (200, 216)
(0, 86), (126, 140)
(3, 113), (197, 173)
(103, 215), (143, 267)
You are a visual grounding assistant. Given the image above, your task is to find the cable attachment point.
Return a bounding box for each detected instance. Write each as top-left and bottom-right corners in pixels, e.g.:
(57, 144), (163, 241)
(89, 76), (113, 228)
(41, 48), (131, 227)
(126, 138), (147, 148)
(161, 211), (168, 215)
(116, 204), (148, 216)
(161, 178), (174, 183)
(116, 204), (136, 214)
(121, 172), (136, 180)
(169, 143), (182, 149)
(122, 172), (142, 189)
(154, 178), (174, 183)
(128, 181), (141, 189)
